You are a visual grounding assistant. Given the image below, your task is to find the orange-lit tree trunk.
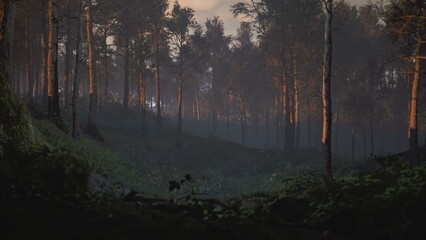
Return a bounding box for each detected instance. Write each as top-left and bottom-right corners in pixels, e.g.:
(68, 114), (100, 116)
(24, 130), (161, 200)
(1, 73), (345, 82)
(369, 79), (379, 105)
(409, 46), (421, 164)
(86, 0), (102, 141)
(47, 0), (60, 121)
(322, 0), (333, 180)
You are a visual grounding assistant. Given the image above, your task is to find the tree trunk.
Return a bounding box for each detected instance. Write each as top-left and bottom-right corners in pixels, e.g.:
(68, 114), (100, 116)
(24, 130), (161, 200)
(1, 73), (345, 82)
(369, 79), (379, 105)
(334, 99), (340, 156)
(86, 0), (102, 142)
(34, 33), (41, 100)
(322, 0), (333, 180)
(265, 109), (270, 147)
(307, 93), (312, 149)
(64, 0), (72, 109)
(123, 34), (130, 113)
(25, 0), (34, 100)
(227, 100), (230, 138)
(177, 49), (184, 148)
(41, 0), (48, 107)
(275, 90), (280, 147)
(72, 0), (84, 140)
(155, 34), (161, 135)
(139, 67), (147, 135)
(240, 96), (246, 145)
(409, 48), (421, 165)
(47, 0), (60, 121)
(352, 123), (355, 161)
(294, 70), (300, 153)
(212, 59), (217, 137)
(370, 101), (374, 156)
(363, 120), (367, 160)
(103, 31), (109, 99)
(0, 0), (16, 81)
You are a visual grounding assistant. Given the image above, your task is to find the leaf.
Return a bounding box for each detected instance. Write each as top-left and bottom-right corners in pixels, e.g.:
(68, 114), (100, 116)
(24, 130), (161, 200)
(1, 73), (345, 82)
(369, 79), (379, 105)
(168, 181), (181, 191)
(184, 174), (193, 182)
(213, 206), (223, 212)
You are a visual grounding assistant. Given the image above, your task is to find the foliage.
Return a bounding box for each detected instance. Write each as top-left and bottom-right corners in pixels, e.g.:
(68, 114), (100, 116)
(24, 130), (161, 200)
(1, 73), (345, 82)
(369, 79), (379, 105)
(0, 72), (38, 157)
(306, 156), (426, 237)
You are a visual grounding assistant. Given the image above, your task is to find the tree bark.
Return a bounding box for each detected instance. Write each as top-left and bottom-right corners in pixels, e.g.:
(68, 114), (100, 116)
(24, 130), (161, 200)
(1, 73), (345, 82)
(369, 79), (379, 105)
(64, 0), (72, 109)
(0, 0), (16, 81)
(322, 0), (333, 180)
(47, 0), (60, 121)
(72, 0), (84, 140)
(86, 0), (102, 141)
(25, 0), (33, 100)
(103, 31), (109, 99)
(41, 0), (48, 107)
(409, 45), (421, 164)
(123, 34), (130, 113)
(177, 51), (183, 148)
(155, 33), (161, 135)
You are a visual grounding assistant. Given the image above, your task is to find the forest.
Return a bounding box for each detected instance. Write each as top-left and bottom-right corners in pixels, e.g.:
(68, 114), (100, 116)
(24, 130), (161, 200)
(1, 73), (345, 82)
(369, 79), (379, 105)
(0, 0), (426, 239)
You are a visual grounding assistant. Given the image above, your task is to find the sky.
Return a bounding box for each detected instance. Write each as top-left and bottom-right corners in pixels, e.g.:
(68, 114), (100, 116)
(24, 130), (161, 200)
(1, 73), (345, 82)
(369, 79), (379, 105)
(174, 0), (370, 36)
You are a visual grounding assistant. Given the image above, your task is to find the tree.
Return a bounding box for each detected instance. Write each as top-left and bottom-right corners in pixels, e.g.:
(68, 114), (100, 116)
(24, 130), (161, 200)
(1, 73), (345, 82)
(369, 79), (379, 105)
(0, 0), (16, 81)
(385, 0), (426, 164)
(204, 17), (230, 136)
(168, 1), (195, 148)
(322, 0), (333, 180)
(145, 0), (168, 135)
(85, 0), (103, 141)
(72, 0), (84, 140)
(47, 0), (60, 122)
(1, 0), (37, 154)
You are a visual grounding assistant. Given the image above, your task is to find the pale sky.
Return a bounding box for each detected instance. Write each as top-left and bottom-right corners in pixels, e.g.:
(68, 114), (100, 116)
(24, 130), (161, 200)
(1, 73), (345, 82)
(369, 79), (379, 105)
(173, 0), (370, 36)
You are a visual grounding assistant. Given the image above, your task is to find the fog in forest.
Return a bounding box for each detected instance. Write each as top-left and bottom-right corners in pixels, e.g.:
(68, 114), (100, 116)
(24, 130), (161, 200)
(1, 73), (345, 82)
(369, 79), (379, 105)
(1, 0), (426, 238)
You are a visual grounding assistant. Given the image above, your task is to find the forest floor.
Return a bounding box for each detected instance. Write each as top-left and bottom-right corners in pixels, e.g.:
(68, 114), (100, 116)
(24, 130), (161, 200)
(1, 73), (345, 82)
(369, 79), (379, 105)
(1, 109), (426, 239)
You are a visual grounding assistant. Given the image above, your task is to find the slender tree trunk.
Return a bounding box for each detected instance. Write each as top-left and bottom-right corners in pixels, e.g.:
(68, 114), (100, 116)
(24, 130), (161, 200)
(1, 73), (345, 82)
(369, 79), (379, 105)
(177, 51), (184, 148)
(227, 100), (230, 138)
(307, 94), (312, 148)
(370, 101), (374, 156)
(64, 0), (72, 109)
(103, 31), (109, 99)
(334, 99), (340, 156)
(322, 0), (333, 180)
(155, 34), (161, 135)
(25, 0), (34, 100)
(240, 96), (246, 145)
(363, 119), (367, 160)
(352, 122), (355, 161)
(34, 33), (41, 100)
(139, 66), (147, 135)
(16, 63), (21, 95)
(123, 34), (130, 113)
(294, 74), (300, 153)
(72, 0), (83, 140)
(265, 109), (270, 147)
(41, 0), (48, 107)
(212, 59), (217, 137)
(86, 0), (102, 141)
(275, 90), (280, 146)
